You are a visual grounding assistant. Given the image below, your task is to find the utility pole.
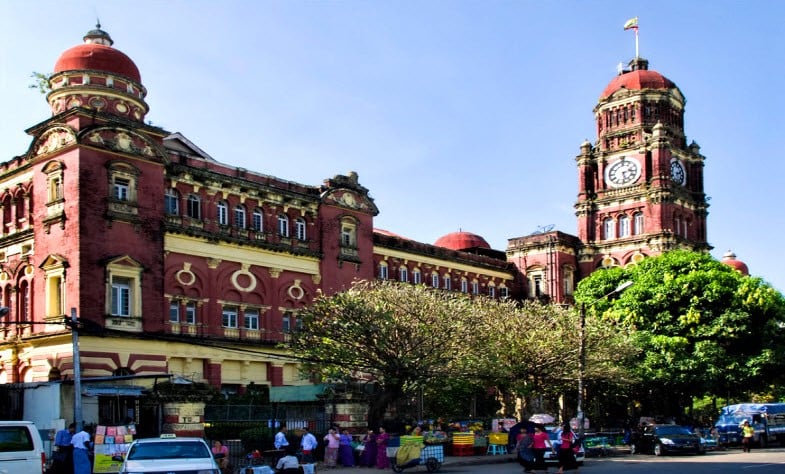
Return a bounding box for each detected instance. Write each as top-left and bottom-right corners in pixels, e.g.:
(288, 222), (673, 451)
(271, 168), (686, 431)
(71, 308), (83, 431)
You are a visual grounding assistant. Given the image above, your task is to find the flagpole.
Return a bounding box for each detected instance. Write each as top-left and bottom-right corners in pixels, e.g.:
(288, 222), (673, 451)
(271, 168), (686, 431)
(635, 28), (640, 58)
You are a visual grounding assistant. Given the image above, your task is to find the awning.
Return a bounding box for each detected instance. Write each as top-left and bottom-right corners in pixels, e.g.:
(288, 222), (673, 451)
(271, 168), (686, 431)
(269, 384), (327, 402)
(82, 385), (147, 397)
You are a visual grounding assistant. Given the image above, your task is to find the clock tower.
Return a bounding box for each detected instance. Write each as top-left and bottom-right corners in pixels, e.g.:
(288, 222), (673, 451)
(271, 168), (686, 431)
(574, 57), (710, 274)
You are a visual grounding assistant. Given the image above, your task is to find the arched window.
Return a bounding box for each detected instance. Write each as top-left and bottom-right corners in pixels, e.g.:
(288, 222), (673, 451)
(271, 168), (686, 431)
(295, 218), (307, 240)
(234, 205), (246, 229)
(186, 194), (201, 219)
(460, 279), (468, 293)
(399, 267), (408, 283)
(252, 209), (264, 231)
(412, 269), (422, 285)
(216, 201), (228, 226)
(633, 212), (644, 235)
(431, 273), (440, 288)
(603, 217), (616, 240)
(278, 214), (289, 237)
(165, 188), (179, 215)
(618, 215), (630, 237)
(442, 275), (451, 290)
(378, 262), (388, 280)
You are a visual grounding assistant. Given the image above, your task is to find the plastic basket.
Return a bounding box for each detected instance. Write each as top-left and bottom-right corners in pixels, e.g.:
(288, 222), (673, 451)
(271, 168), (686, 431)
(452, 433), (474, 445)
(488, 433), (508, 445)
(400, 435), (424, 445)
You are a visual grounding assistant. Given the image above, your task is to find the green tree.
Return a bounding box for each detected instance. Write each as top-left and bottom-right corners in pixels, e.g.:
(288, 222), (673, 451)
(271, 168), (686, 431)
(289, 280), (494, 427)
(576, 250), (785, 418)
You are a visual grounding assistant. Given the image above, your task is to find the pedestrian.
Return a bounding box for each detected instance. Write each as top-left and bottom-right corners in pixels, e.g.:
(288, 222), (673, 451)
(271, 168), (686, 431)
(323, 428), (340, 467)
(276, 446), (301, 474)
(531, 424), (550, 473)
(300, 426), (318, 463)
(71, 425), (91, 474)
(338, 428), (355, 467)
(741, 420), (754, 453)
(556, 423), (580, 473)
(211, 440), (230, 473)
(52, 422), (75, 474)
(360, 428), (377, 467)
(515, 429), (535, 473)
(274, 424), (289, 450)
(375, 426), (390, 469)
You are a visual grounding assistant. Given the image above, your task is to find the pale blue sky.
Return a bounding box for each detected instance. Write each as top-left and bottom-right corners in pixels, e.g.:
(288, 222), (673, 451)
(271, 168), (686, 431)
(1, 1), (783, 292)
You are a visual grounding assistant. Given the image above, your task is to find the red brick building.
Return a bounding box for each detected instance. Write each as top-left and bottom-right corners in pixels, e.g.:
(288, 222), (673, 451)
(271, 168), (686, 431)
(0, 27), (515, 426)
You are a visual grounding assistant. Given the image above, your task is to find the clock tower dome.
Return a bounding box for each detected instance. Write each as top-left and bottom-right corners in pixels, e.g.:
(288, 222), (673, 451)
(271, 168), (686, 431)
(575, 57), (710, 273)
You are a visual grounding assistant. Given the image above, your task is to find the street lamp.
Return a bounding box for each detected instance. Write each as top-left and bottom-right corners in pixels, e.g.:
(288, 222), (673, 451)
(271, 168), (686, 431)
(577, 280), (633, 438)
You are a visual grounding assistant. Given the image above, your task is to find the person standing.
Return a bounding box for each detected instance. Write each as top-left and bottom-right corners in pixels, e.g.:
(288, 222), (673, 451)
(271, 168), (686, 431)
(52, 423), (75, 474)
(741, 420), (755, 453)
(323, 428), (340, 467)
(556, 423), (579, 473)
(375, 426), (390, 469)
(360, 428), (377, 467)
(274, 424), (290, 450)
(338, 429), (355, 467)
(531, 424), (550, 473)
(71, 426), (91, 474)
(515, 429), (535, 473)
(300, 426), (318, 463)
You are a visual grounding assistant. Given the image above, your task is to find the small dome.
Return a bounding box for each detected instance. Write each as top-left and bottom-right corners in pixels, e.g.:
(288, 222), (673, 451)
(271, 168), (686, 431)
(54, 27), (140, 83)
(434, 231), (491, 251)
(600, 60), (675, 100)
(721, 250), (749, 276)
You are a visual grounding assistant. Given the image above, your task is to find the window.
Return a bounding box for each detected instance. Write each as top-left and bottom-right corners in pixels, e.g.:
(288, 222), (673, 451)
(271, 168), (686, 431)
(41, 255), (67, 318)
(603, 217), (615, 240)
(106, 256), (143, 323)
(234, 205), (247, 229)
(460, 279), (468, 293)
(252, 209), (264, 231)
(185, 302), (196, 324)
(633, 212), (644, 235)
(282, 311), (293, 333)
(488, 285), (495, 298)
(217, 201), (228, 226)
(187, 195), (201, 219)
(295, 218), (306, 240)
(412, 269), (422, 285)
(500, 287), (509, 299)
(378, 262), (388, 280)
(399, 267), (408, 283)
(244, 308), (259, 330)
(165, 189), (179, 215)
(431, 273), (439, 288)
(48, 175), (63, 203)
(618, 215), (630, 237)
(442, 275), (451, 290)
(113, 177), (130, 201)
(563, 269), (574, 296)
(278, 214), (289, 237)
(111, 277), (131, 316)
(531, 274), (544, 298)
(222, 306), (238, 328)
(471, 280), (479, 295)
(169, 302), (180, 322)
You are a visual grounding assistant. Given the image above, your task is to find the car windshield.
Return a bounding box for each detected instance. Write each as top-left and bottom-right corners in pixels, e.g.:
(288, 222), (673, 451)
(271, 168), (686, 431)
(654, 426), (692, 436)
(126, 441), (210, 460)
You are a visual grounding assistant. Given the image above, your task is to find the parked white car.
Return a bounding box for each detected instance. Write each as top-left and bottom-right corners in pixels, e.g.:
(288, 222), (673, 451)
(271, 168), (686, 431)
(115, 435), (220, 474)
(0, 420), (46, 474)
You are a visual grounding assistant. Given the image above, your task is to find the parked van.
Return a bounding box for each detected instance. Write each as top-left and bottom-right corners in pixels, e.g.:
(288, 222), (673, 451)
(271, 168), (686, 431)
(0, 421), (46, 474)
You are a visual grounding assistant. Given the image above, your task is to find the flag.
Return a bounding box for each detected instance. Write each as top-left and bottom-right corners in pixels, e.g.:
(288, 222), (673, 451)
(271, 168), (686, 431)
(624, 17), (638, 30)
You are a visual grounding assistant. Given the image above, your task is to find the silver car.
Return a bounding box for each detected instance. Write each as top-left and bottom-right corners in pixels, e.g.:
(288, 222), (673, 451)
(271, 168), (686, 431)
(115, 435), (221, 474)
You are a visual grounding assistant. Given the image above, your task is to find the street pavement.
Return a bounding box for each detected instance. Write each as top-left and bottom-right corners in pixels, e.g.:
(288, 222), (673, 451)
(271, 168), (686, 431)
(309, 451), (516, 474)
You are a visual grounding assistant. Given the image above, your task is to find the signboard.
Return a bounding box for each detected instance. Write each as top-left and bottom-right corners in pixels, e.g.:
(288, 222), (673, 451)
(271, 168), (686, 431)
(92, 424), (136, 473)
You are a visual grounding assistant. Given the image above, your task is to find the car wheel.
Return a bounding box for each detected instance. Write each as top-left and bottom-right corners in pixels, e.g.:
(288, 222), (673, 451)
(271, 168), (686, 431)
(654, 443), (663, 456)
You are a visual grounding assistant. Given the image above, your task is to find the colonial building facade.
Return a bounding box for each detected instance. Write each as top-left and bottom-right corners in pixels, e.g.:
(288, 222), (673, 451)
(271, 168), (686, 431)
(2, 26), (733, 430)
(0, 27), (515, 428)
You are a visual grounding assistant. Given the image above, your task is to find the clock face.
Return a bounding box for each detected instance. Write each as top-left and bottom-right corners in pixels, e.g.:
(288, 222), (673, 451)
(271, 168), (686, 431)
(670, 160), (686, 185)
(606, 158), (640, 187)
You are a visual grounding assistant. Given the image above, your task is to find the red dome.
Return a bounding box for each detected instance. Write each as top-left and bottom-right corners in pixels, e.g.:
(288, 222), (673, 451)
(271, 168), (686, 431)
(434, 231), (491, 251)
(54, 43), (141, 83)
(721, 251), (749, 276)
(600, 69), (675, 100)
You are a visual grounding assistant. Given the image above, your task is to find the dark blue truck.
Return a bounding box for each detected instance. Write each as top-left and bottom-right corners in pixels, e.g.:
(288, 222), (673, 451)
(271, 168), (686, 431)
(714, 403), (785, 447)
